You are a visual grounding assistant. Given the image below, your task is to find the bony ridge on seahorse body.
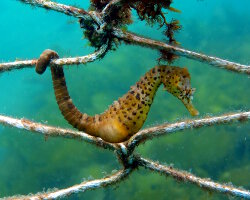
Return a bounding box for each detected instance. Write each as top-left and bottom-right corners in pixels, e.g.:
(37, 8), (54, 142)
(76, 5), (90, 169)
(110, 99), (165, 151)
(36, 49), (199, 143)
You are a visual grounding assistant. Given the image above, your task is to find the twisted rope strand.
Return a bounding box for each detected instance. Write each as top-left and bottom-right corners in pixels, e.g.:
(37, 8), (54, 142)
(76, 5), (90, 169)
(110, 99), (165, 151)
(137, 157), (250, 199)
(0, 45), (108, 73)
(113, 30), (250, 74)
(3, 154), (250, 199)
(15, 0), (250, 74)
(6, 169), (133, 200)
(0, 111), (249, 153)
(127, 111), (250, 152)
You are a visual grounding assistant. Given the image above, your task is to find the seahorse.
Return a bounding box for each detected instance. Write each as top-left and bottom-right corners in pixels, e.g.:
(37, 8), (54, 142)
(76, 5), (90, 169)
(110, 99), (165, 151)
(36, 50), (199, 143)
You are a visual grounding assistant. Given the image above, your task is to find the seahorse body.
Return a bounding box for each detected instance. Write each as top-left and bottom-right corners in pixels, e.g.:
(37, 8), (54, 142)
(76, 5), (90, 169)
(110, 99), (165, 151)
(36, 50), (198, 143)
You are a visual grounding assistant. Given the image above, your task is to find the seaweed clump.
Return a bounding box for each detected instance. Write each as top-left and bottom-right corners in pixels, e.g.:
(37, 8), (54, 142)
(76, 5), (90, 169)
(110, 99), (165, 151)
(80, 0), (182, 63)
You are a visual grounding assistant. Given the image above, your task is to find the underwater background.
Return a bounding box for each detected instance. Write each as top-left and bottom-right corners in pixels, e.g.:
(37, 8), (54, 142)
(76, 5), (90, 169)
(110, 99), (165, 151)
(0, 0), (250, 199)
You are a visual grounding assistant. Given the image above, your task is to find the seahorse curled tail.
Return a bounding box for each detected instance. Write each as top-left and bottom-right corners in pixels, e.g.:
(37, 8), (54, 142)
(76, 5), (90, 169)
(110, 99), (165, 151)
(35, 50), (89, 133)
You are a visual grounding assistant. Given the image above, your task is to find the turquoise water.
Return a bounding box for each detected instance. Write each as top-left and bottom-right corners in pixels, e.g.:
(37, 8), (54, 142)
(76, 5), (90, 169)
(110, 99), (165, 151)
(0, 0), (250, 199)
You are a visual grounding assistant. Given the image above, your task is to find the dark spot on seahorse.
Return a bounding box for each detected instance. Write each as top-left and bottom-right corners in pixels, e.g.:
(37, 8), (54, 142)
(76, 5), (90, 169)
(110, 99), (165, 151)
(123, 123), (129, 130)
(132, 111), (137, 115)
(127, 116), (132, 120)
(138, 104), (142, 109)
(158, 68), (162, 72)
(154, 77), (157, 80)
(118, 116), (121, 122)
(136, 93), (140, 100)
(130, 91), (135, 94)
(67, 103), (74, 109)
(149, 88), (152, 92)
(140, 110), (143, 114)
(114, 107), (117, 111)
(141, 90), (145, 94)
(133, 121), (136, 125)
(137, 116), (140, 119)
(141, 101), (145, 105)
(152, 68), (156, 73)
(124, 114), (127, 118)
(127, 108), (131, 111)
(132, 103), (136, 107)
(99, 116), (103, 121)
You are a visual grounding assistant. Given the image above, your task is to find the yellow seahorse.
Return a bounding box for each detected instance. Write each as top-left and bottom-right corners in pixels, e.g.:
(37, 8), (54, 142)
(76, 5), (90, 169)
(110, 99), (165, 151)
(36, 50), (199, 143)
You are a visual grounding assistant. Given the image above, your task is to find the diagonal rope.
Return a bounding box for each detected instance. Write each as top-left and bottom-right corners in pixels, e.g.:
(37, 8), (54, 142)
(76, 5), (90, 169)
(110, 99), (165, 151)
(15, 0), (250, 75)
(113, 30), (250, 75)
(19, 0), (91, 19)
(5, 168), (133, 200)
(137, 156), (250, 199)
(3, 154), (250, 199)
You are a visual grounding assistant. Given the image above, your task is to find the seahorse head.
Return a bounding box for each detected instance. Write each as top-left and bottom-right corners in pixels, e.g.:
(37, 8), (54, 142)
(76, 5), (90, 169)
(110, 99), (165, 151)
(162, 66), (199, 116)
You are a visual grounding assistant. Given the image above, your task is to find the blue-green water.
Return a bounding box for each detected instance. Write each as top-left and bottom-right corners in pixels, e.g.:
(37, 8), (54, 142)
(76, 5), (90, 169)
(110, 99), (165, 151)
(0, 0), (250, 199)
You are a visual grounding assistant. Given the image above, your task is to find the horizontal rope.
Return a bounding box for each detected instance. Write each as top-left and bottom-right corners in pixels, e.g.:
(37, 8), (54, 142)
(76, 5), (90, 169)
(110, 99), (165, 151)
(0, 45), (107, 73)
(0, 111), (249, 153)
(127, 111), (250, 152)
(0, 114), (117, 151)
